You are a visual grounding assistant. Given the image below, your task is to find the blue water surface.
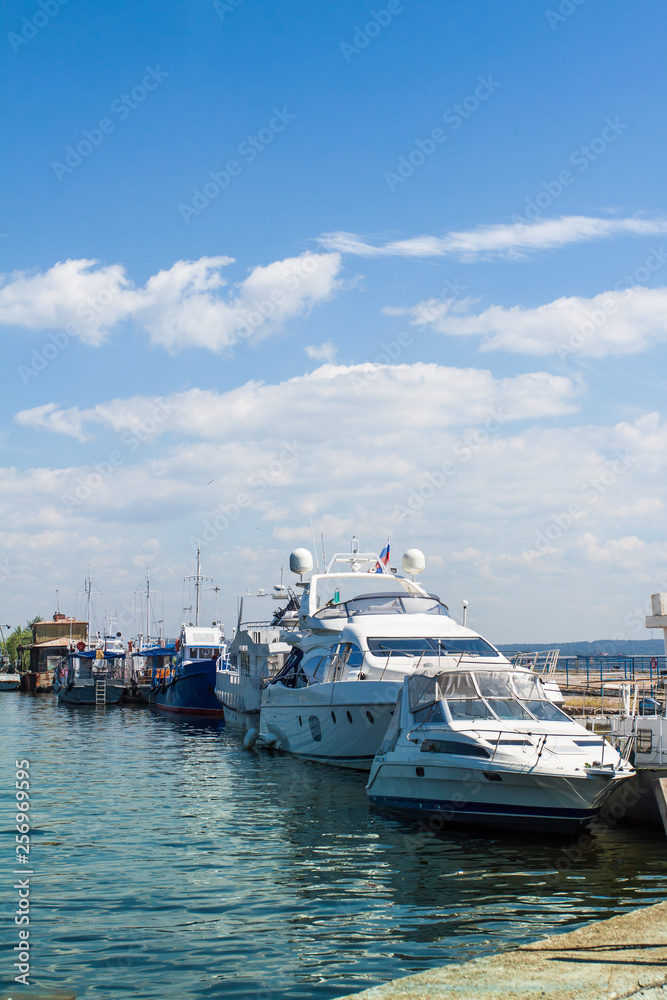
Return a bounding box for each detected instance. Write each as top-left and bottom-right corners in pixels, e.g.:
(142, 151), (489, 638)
(2, 693), (667, 1000)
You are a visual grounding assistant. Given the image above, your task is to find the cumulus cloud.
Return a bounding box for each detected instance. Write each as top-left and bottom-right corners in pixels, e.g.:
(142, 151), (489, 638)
(14, 362), (581, 442)
(5, 381), (667, 640)
(396, 284), (667, 357)
(0, 252), (343, 352)
(317, 216), (667, 261)
(305, 341), (337, 363)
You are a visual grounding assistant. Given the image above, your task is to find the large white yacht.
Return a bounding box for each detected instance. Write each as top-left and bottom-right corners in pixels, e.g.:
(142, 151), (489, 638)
(256, 540), (541, 769)
(366, 667), (634, 834)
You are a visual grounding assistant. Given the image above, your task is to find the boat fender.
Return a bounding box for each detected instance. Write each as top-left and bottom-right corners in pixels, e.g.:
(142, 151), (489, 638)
(175, 639), (180, 653)
(243, 728), (259, 750)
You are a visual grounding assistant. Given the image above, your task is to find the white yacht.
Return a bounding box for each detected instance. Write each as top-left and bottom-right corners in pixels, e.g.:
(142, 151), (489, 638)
(215, 593), (298, 730)
(257, 540), (539, 769)
(366, 667), (634, 834)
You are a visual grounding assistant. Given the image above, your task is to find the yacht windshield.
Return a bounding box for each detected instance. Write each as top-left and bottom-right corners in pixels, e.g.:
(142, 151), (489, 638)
(368, 636), (498, 657)
(314, 593), (450, 620)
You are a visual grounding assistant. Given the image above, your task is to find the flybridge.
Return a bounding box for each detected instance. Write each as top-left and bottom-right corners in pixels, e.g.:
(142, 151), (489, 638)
(288, 538), (428, 624)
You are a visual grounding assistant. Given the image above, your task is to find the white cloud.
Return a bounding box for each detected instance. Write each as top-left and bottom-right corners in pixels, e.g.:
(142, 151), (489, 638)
(14, 362), (580, 442)
(7, 369), (667, 643)
(0, 252), (343, 352)
(317, 216), (667, 260)
(305, 341), (337, 363)
(397, 285), (667, 357)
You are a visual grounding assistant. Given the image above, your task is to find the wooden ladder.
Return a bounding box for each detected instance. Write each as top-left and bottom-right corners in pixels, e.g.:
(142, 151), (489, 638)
(95, 678), (106, 706)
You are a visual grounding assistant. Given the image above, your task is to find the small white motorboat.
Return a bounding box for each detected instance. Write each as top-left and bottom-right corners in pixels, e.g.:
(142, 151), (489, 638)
(366, 666), (634, 835)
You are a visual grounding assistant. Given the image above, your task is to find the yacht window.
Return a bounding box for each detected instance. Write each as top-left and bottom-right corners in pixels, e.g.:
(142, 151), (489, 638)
(421, 739), (490, 758)
(437, 672), (477, 699)
(510, 673), (543, 700)
(309, 716), (322, 742)
(188, 648), (197, 658)
(368, 637), (499, 657)
(315, 604), (348, 619)
(445, 699), (495, 720)
(475, 673), (513, 698)
(314, 591), (451, 620)
(198, 648), (212, 659)
(408, 673), (439, 712)
(413, 703), (446, 724)
(485, 699), (534, 721)
(525, 700), (571, 722)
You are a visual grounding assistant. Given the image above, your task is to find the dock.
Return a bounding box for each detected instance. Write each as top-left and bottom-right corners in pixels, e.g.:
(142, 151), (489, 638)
(335, 900), (667, 1000)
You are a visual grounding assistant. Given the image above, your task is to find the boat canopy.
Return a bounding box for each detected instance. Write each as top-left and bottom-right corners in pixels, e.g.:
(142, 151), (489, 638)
(132, 645), (175, 657)
(70, 649), (125, 660)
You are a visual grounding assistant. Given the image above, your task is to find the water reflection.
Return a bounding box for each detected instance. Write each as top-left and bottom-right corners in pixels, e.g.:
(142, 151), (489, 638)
(1, 696), (666, 1000)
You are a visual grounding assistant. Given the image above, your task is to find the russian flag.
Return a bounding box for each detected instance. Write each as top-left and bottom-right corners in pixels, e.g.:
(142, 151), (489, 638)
(374, 540), (390, 573)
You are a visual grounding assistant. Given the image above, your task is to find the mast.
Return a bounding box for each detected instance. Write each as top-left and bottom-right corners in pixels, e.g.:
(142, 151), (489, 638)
(86, 565), (92, 646)
(195, 546), (201, 626)
(146, 565), (151, 639)
(185, 547), (212, 628)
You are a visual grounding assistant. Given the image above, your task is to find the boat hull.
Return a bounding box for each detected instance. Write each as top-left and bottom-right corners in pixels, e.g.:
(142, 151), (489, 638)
(57, 680), (126, 706)
(366, 758), (631, 835)
(153, 661), (223, 717)
(259, 680), (402, 769)
(215, 670), (261, 730)
(0, 674), (20, 691)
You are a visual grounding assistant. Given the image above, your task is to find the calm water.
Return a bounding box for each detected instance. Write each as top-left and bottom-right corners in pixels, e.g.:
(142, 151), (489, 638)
(3, 694), (667, 1000)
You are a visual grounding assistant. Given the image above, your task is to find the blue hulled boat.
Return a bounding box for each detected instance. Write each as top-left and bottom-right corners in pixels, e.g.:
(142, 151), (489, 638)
(151, 626), (225, 716)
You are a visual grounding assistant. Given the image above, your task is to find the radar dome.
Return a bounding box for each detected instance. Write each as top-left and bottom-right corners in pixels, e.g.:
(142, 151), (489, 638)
(402, 548), (425, 577)
(289, 548), (313, 576)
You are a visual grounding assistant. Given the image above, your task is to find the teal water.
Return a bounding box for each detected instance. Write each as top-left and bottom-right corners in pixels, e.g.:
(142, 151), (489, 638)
(3, 693), (667, 1000)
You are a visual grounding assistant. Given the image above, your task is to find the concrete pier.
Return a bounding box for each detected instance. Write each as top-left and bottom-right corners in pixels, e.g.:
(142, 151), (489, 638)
(336, 900), (667, 1000)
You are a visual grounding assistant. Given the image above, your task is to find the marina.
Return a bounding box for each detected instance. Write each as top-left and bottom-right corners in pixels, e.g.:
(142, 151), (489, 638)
(3, 546), (667, 999)
(3, 692), (667, 1000)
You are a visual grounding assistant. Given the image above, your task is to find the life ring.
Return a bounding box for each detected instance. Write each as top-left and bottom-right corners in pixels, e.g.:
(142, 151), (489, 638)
(651, 657), (658, 670)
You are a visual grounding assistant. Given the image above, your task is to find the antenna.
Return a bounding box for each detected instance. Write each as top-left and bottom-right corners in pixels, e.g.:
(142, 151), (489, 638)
(306, 497), (320, 572)
(56, 589), (60, 614)
(185, 546), (212, 627)
(320, 532), (327, 570)
(213, 585), (220, 624)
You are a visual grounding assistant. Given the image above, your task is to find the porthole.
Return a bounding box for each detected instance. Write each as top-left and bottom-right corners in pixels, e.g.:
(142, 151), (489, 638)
(298, 715), (302, 726)
(331, 711), (336, 723)
(415, 766), (424, 777)
(309, 715), (322, 742)
(346, 710), (353, 724)
(366, 710), (374, 724)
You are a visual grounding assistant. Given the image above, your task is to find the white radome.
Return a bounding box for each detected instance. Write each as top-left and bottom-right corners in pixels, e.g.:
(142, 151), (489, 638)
(289, 548), (314, 576)
(402, 548), (425, 577)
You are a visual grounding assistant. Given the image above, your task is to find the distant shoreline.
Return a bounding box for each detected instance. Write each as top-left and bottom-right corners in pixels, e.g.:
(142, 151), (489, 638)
(497, 640), (664, 656)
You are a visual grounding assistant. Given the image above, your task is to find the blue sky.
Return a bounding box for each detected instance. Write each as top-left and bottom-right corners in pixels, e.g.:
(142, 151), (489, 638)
(1, 0), (667, 642)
